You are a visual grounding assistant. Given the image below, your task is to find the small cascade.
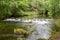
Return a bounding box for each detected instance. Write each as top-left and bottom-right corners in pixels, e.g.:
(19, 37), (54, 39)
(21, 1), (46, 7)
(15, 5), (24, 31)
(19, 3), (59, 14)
(3, 18), (53, 40)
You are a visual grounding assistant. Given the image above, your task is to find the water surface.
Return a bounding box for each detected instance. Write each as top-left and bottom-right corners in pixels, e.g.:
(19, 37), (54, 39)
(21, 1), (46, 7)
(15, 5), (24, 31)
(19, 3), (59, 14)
(0, 18), (54, 40)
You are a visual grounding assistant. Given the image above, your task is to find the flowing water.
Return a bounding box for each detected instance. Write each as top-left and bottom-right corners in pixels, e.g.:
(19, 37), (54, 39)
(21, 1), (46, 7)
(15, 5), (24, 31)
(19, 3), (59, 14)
(0, 18), (54, 40)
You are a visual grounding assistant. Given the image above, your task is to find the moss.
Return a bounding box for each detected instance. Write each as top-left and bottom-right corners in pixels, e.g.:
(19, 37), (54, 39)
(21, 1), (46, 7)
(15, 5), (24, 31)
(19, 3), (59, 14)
(0, 36), (17, 40)
(37, 38), (47, 40)
(49, 19), (60, 40)
(0, 22), (14, 34)
(14, 28), (30, 35)
(17, 37), (26, 40)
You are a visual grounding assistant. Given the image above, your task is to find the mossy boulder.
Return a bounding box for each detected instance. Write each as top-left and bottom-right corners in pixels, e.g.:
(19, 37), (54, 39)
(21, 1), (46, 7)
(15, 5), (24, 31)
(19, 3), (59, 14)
(14, 28), (30, 35)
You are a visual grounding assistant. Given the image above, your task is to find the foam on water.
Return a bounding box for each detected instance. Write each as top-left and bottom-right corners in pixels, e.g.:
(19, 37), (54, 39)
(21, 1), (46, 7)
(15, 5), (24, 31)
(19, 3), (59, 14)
(3, 18), (53, 40)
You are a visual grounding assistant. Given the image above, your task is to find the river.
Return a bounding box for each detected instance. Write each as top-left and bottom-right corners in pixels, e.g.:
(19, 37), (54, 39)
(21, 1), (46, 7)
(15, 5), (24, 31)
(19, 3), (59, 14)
(0, 18), (54, 40)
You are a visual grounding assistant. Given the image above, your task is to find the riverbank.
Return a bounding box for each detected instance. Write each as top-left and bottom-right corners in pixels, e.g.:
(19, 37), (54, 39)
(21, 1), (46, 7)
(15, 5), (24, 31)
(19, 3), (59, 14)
(49, 19), (60, 40)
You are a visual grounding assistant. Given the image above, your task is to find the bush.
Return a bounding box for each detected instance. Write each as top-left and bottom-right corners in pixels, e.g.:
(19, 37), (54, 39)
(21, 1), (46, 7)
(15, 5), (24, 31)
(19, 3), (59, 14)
(0, 0), (29, 20)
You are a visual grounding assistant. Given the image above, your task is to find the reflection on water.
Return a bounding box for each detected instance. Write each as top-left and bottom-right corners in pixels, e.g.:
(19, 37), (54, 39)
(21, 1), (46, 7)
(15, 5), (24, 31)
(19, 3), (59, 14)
(0, 18), (54, 40)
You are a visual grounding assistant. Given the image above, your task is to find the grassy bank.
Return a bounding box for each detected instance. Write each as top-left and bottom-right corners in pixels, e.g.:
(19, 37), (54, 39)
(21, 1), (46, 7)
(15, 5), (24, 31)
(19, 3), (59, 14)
(49, 19), (60, 40)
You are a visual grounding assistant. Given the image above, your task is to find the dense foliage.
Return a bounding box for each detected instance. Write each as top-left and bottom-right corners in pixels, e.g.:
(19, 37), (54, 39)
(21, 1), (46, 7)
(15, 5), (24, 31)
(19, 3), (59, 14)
(0, 0), (29, 20)
(0, 0), (60, 20)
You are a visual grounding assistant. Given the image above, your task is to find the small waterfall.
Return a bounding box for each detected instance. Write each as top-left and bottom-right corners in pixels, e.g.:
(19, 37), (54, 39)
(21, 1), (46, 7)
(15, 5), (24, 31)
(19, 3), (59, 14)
(3, 18), (53, 40)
